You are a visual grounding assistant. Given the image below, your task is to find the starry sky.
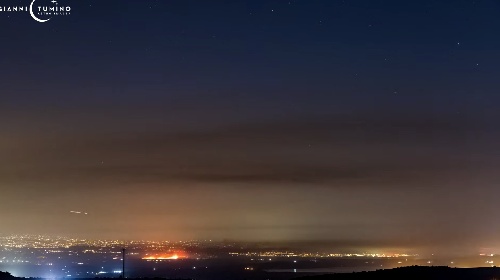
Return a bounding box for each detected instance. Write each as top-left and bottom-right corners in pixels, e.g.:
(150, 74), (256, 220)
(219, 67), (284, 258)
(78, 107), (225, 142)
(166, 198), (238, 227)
(1, 0), (500, 253)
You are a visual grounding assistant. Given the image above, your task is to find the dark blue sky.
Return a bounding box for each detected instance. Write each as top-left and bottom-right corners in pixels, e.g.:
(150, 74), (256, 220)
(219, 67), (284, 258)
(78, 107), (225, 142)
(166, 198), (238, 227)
(1, 0), (500, 253)
(2, 0), (500, 119)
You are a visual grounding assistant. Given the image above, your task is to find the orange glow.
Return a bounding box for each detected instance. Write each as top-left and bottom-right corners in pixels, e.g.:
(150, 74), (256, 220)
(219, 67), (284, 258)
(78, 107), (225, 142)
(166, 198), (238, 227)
(142, 251), (187, 260)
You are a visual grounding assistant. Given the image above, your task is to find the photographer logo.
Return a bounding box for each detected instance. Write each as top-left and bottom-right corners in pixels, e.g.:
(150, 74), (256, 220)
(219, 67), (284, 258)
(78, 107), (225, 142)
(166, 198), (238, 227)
(0, 0), (71, 23)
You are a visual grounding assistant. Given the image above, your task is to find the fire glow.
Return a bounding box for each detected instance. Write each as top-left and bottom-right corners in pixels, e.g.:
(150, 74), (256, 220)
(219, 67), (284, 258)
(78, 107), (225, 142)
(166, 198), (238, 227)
(142, 252), (187, 260)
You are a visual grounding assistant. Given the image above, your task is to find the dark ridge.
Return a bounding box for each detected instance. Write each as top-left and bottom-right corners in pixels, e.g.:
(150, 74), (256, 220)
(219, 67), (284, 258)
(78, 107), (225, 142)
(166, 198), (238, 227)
(0, 272), (15, 280)
(295, 266), (500, 280)
(4, 267), (500, 280)
(0, 274), (190, 280)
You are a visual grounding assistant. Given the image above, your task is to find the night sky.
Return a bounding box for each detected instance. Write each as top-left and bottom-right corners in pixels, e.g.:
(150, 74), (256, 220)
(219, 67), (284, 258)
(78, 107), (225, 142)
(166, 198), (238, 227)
(1, 0), (500, 254)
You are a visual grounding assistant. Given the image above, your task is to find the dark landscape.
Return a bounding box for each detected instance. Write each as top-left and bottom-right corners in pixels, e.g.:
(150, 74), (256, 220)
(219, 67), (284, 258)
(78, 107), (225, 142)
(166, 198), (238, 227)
(296, 266), (500, 280)
(4, 266), (500, 280)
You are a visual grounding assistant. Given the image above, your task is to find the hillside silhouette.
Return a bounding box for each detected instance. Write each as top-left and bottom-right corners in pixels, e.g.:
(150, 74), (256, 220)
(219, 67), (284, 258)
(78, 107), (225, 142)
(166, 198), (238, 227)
(0, 272), (189, 280)
(3, 266), (500, 280)
(0, 272), (15, 280)
(295, 266), (500, 280)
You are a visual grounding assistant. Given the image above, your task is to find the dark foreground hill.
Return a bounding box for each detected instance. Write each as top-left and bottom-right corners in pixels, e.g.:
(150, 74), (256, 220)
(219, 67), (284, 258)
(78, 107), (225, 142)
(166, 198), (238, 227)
(0, 272), (188, 280)
(295, 266), (500, 280)
(0, 272), (15, 280)
(3, 266), (500, 280)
